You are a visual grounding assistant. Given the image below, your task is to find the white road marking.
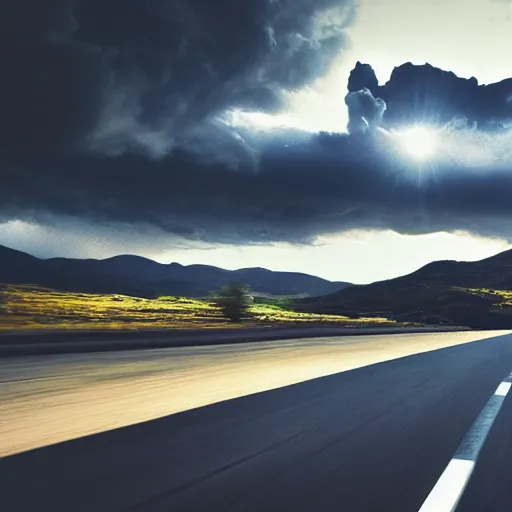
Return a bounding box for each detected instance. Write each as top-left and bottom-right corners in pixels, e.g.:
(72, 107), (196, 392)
(418, 370), (512, 512)
(418, 460), (474, 512)
(494, 381), (511, 397)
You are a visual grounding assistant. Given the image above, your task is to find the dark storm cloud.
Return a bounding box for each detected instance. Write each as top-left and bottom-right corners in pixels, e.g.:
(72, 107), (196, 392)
(4, 123), (512, 244)
(347, 61), (512, 131)
(1, 0), (512, 246)
(0, 1), (108, 156)
(0, 0), (354, 159)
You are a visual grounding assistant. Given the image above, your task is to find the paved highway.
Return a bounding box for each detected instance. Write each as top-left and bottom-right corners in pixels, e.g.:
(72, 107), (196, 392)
(2, 331), (512, 511)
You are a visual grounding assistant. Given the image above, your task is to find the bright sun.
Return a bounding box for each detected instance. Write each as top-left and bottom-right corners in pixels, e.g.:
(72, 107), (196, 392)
(398, 126), (437, 160)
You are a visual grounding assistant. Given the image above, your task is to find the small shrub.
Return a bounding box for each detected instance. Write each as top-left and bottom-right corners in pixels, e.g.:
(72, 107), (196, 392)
(215, 283), (251, 322)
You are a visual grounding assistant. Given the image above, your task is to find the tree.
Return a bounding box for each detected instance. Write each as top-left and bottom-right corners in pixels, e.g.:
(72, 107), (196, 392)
(215, 282), (251, 322)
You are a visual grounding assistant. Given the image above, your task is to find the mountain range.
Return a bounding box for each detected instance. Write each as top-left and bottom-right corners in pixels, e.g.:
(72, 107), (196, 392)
(0, 244), (349, 298)
(4, 243), (512, 329)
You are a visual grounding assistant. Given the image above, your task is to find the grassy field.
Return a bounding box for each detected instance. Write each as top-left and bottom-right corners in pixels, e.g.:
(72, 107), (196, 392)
(0, 284), (400, 331)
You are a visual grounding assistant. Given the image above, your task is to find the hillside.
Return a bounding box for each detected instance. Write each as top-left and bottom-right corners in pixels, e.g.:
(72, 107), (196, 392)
(0, 245), (350, 298)
(295, 248), (512, 329)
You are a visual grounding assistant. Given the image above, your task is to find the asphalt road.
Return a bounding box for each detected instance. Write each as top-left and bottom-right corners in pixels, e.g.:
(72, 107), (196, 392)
(1, 330), (500, 456)
(2, 331), (512, 511)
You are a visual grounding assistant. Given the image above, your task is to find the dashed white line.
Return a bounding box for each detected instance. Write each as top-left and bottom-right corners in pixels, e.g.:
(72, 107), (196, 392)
(418, 370), (512, 512)
(418, 459), (474, 512)
(494, 381), (511, 397)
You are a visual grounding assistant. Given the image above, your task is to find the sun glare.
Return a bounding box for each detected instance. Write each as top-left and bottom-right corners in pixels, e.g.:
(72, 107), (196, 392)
(398, 126), (437, 160)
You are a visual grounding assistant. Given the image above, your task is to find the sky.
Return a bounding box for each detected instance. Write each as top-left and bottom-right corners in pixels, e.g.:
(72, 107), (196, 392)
(1, 0), (511, 284)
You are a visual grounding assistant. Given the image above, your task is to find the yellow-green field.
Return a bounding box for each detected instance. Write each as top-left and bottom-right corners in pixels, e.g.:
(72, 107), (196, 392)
(0, 284), (400, 331)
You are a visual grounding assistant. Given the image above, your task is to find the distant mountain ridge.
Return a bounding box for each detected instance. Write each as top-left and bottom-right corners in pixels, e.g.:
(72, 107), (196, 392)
(0, 245), (350, 298)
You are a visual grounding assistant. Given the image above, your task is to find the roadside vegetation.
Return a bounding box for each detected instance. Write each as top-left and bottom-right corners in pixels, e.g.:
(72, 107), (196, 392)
(0, 284), (400, 331)
(463, 288), (512, 312)
(214, 283), (252, 322)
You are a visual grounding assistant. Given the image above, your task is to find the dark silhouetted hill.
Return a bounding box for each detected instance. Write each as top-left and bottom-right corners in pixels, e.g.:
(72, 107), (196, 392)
(296, 248), (512, 329)
(0, 245), (350, 298)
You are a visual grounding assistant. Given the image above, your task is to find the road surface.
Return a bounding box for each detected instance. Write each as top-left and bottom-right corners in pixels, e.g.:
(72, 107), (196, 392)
(2, 330), (512, 511)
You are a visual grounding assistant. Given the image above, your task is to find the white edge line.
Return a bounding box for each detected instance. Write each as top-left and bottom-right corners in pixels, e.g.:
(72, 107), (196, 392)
(418, 459), (474, 512)
(418, 374), (512, 512)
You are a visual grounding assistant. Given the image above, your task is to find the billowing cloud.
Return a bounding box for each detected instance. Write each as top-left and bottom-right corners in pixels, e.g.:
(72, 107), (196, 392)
(1, 2), (512, 247)
(4, 122), (512, 245)
(0, 0), (354, 159)
(347, 60), (512, 131)
(345, 88), (386, 134)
